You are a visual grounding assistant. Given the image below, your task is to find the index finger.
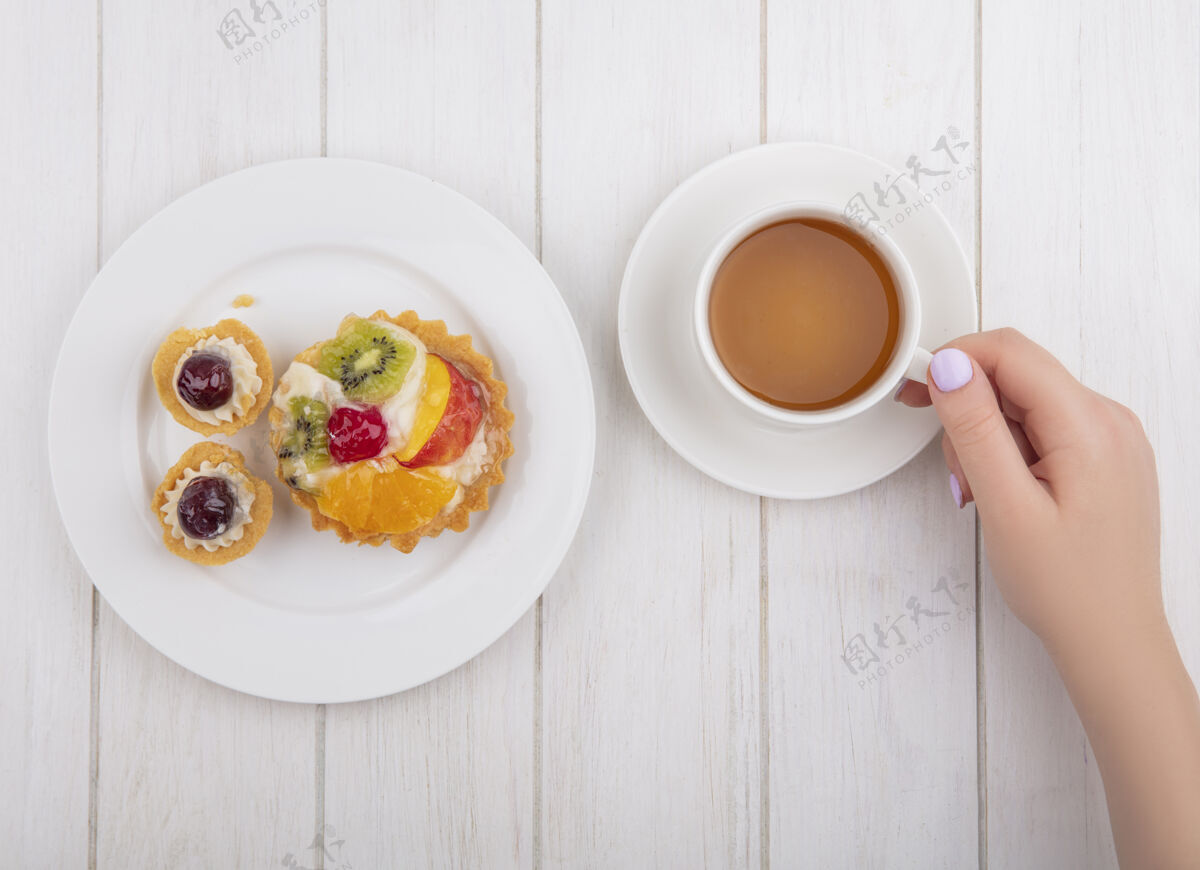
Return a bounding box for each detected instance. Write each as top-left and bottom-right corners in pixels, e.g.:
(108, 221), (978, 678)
(943, 328), (1093, 458)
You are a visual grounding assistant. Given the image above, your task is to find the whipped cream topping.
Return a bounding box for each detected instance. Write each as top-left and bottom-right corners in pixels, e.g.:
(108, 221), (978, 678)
(274, 360), (348, 409)
(429, 415), (490, 484)
(173, 335), (262, 425)
(160, 460), (255, 551)
(433, 422), (493, 515)
(377, 323), (427, 453)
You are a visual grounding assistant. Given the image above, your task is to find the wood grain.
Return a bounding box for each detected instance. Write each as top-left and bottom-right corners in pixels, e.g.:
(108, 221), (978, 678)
(540, 0), (763, 866)
(5, 0), (1199, 866)
(93, 2), (322, 866)
(765, 0), (981, 866)
(323, 2), (537, 866)
(0, 1), (95, 866)
(982, 0), (1200, 866)
(979, 1), (1092, 865)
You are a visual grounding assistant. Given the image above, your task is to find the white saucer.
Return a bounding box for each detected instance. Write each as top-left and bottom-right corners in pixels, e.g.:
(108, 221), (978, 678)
(618, 143), (977, 499)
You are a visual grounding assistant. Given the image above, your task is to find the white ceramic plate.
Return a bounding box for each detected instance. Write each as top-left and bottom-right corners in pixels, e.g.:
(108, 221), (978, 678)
(49, 159), (595, 703)
(619, 143), (978, 498)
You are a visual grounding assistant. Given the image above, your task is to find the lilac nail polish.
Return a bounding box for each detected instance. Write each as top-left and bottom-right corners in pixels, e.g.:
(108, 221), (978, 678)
(891, 378), (909, 402)
(949, 472), (964, 509)
(929, 347), (973, 392)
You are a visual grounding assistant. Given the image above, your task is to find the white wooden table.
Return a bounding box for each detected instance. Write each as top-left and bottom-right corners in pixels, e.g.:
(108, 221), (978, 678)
(5, 0), (1197, 867)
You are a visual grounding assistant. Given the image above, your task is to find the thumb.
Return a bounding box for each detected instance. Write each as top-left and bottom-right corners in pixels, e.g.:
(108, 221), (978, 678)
(926, 347), (1043, 515)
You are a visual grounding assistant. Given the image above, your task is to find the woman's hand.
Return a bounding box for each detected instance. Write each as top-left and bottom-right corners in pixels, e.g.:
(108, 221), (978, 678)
(896, 327), (1200, 869)
(895, 327), (1162, 647)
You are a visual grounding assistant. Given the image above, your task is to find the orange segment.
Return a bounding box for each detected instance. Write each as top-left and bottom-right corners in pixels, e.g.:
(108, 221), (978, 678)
(315, 456), (458, 534)
(314, 462), (375, 529)
(365, 461), (458, 533)
(397, 355), (451, 462)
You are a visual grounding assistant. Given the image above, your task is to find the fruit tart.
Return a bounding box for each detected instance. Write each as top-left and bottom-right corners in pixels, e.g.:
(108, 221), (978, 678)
(269, 311), (514, 553)
(152, 442), (273, 565)
(152, 318), (273, 435)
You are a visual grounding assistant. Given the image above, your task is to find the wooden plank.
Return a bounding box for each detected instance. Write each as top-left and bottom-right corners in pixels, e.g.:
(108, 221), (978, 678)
(322, 2), (537, 867)
(94, 3), (322, 866)
(979, 1), (1090, 865)
(982, 0), (1200, 865)
(765, 0), (981, 866)
(0, 1), (95, 865)
(540, 0), (763, 866)
(1078, 0), (1200, 712)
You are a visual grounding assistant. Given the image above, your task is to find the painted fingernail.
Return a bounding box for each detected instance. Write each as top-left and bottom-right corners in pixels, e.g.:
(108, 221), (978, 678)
(929, 347), (973, 392)
(892, 378), (909, 402)
(949, 472), (964, 509)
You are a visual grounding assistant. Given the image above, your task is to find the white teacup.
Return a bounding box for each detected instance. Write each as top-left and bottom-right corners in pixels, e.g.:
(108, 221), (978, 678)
(694, 201), (933, 426)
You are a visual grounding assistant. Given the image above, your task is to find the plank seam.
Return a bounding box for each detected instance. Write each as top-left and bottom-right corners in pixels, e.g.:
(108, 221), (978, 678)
(758, 5), (770, 867)
(758, 500), (770, 870)
(315, 704), (326, 870)
(320, 0), (327, 157)
(533, 599), (543, 870)
(315, 9), (329, 865)
(758, 0), (767, 145)
(88, 590), (99, 870)
(534, 0), (543, 267)
(974, 0), (987, 865)
(533, 0), (544, 866)
(89, 0), (103, 865)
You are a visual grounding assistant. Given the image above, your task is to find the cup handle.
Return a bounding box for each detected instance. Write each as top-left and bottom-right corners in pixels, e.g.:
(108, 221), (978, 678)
(904, 346), (933, 385)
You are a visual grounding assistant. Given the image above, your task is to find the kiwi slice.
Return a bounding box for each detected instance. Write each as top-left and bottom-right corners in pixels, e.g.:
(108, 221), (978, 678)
(277, 395), (330, 491)
(317, 319), (415, 403)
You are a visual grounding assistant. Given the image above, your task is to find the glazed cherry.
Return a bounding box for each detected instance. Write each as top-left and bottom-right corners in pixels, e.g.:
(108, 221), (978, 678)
(177, 352), (234, 411)
(327, 404), (389, 464)
(177, 476), (236, 540)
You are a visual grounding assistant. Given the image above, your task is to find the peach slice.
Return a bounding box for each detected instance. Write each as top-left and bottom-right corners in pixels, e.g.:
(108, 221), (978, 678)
(400, 356), (484, 469)
(397, 355), (451, 463)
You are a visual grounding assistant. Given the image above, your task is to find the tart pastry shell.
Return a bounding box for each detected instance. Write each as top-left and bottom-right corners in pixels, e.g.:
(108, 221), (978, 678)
(151, 441), (274, 566)
(270, 310), (515, 554)
(152, 318), (274, 436)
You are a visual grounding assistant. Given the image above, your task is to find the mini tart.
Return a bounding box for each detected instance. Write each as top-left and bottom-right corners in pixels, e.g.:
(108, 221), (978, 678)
(152, 318), (274, 436)
(151, 442), (273, 566)
(269, 310), (515, 553)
